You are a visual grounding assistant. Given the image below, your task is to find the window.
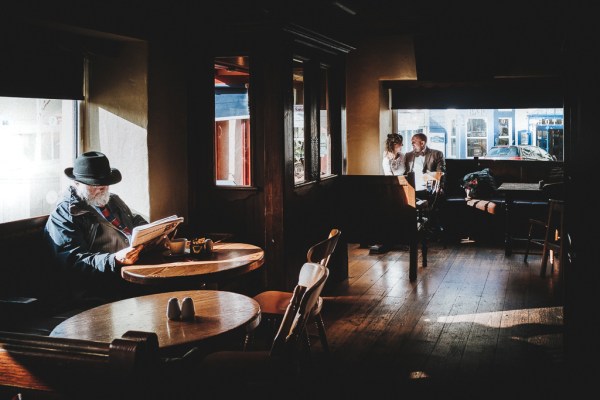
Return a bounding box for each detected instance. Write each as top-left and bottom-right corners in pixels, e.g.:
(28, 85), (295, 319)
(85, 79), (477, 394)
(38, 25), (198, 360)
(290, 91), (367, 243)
(385, 78), (564, 161)
(293, 59), (306, 184)
(391, 108), (564, 160)
(0, 97), (78, 223)
(467, 116), (487, 157)
(497, 117), (512, 146)
(214, 56), (252, 186)
(449, 119), (457, 158)
(0, 33), (150, 224)
(293, 57), (336, 185)
(319, 66), (332, 178)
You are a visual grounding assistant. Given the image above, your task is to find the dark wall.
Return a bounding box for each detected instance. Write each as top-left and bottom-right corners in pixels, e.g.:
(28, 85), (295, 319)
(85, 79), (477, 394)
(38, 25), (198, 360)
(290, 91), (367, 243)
(562, 4), (600, 386)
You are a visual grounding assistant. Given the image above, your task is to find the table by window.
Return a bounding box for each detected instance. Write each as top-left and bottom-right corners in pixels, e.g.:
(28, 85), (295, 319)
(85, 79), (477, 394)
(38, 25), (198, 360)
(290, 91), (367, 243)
(496, 182), (544, 256)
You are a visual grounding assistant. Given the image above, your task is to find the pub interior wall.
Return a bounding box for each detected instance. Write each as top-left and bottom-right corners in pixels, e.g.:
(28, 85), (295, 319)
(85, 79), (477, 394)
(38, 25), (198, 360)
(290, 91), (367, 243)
(345, 35), (416, 175)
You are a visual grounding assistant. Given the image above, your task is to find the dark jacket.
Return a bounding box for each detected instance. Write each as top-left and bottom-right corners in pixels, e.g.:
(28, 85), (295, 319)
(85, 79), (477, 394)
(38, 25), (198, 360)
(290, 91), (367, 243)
(404, 147), (446, 191)
(44, 186), (147, 302)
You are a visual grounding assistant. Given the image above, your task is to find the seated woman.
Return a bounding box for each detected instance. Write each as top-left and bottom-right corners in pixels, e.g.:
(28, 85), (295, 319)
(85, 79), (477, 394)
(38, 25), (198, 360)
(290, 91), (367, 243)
(382, 133), (405, 176)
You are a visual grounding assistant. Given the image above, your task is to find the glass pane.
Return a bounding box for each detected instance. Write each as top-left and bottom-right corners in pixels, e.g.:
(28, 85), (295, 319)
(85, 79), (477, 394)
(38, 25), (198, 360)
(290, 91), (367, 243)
(0, 97), (77, 223)
(319, 67), (331, 177)
(391, 108), (563, 161)
(293, 60), (305, 184)
(214, 56), (251, 186)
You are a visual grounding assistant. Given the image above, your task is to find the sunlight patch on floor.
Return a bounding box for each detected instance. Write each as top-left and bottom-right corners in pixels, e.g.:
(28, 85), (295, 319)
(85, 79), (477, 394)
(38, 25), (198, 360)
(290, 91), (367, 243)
(436, 306), (563, 327)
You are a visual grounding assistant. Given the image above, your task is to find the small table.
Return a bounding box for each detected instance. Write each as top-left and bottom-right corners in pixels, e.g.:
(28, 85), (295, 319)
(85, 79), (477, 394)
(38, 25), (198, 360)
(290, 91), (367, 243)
(496, 182), (544, 256)
(50, 290), (261, 356)
(121, 242), (264, 287)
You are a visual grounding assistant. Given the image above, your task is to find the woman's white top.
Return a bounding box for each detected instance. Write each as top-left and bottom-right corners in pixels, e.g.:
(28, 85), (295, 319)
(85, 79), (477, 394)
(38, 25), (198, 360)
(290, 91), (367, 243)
(382, 151), (405, 176)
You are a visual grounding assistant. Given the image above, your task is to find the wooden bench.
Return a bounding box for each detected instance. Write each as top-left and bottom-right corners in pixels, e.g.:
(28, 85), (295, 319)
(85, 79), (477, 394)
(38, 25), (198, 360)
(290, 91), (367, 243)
(0, 330), (160, 400)
(0, 215), (79, 335)
(442, 159), (562, 243)
(339, 174), (426, 281)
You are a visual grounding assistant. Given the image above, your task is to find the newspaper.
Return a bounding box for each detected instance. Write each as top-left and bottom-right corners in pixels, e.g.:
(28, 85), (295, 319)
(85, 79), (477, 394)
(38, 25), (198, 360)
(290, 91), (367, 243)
(130, 215), (184, 247)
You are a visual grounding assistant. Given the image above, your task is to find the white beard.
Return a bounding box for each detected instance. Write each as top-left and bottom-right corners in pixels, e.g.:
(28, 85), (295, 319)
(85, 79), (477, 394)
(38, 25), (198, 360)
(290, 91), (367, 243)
(75, 184), (111, 207)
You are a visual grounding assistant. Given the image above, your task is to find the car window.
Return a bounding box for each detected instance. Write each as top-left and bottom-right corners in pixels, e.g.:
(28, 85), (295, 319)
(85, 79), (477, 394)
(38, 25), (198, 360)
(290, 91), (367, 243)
(489, 146), (518, 156)
(521, 146), (534, 159)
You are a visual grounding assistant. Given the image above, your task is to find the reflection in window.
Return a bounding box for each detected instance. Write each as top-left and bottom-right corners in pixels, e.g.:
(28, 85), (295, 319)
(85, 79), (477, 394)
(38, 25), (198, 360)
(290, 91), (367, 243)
(214, 56), (251, 186)
(319, 67), (331, 177)
(0, 97), (77, 223)
(293, 60), (305, 184)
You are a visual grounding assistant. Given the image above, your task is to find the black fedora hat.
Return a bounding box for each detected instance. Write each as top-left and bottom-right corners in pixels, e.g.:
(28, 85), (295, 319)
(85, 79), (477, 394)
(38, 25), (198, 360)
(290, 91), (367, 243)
(64, 151), (122, 186)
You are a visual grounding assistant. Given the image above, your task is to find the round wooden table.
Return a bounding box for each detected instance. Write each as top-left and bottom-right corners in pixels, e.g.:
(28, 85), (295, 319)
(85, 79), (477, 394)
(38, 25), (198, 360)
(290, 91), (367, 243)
(50, 290), (261, 356)
(120, 242), (264, 286)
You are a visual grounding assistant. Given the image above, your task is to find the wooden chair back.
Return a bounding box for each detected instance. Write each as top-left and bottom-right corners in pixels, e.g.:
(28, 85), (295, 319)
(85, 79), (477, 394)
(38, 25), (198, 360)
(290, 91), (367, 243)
(339, 173), (417, 245)
(0, 330), (159, 399)
(270, 262), (328, 361)
(306, 228), (341, 268)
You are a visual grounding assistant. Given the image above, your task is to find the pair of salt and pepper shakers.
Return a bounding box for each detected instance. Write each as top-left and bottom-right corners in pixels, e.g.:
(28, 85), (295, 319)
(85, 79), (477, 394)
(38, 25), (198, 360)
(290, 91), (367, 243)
(167, 297), (195, 321)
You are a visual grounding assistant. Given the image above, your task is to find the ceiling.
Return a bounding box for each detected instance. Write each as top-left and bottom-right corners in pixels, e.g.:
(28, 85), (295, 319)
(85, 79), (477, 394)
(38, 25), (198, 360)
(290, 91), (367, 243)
(10, 0), (572, 80)
(245, 0), (569, 79)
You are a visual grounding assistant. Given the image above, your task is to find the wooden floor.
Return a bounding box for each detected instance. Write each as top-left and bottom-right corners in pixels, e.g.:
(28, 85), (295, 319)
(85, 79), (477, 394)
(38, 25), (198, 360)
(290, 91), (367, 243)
(304, 241), (567, 399)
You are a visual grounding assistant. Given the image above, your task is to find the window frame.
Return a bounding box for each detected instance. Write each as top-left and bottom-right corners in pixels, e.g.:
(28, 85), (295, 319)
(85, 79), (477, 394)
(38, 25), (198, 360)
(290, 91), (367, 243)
(292, 55), (336, 187)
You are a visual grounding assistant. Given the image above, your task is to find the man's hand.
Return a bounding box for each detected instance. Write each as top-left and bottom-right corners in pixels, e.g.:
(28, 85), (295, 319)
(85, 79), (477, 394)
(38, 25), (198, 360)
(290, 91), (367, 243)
(115, 245), (144, 265)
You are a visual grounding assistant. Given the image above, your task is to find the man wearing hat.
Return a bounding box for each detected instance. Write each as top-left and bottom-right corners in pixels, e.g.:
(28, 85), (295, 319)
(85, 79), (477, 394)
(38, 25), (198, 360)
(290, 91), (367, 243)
(45, 151), (150, 303)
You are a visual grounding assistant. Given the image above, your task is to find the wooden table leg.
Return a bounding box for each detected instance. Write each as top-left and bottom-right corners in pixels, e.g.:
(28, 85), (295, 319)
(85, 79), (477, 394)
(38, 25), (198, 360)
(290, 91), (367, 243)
(421, 237), (427, 268)
(409, 241), (417, 281)
(504, 196), (513, 256)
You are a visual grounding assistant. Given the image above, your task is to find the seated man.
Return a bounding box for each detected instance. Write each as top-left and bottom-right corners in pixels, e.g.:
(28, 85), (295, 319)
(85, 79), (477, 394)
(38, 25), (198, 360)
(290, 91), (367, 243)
(404, 133), (446, 239)
(45, 151), (157, 305)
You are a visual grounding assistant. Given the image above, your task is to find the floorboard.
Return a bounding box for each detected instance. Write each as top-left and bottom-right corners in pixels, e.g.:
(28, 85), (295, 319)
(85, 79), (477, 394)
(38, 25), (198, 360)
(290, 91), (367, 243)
(306, 241), (567, 399)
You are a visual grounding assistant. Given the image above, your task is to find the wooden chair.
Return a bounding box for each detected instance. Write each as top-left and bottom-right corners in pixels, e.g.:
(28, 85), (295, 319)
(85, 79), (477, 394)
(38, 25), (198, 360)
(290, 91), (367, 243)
(193, 262), (329, 397)
(420, 171), (449, 246)
(339, 173), (426, 281)
(251, 229), (341, 353)
(524, 199), (564, 277)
